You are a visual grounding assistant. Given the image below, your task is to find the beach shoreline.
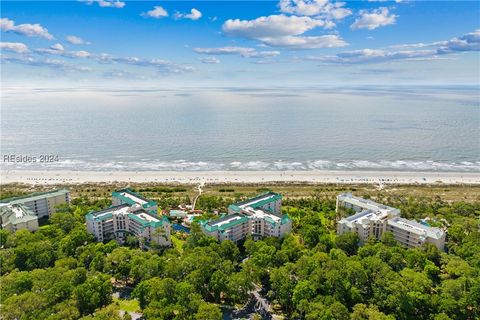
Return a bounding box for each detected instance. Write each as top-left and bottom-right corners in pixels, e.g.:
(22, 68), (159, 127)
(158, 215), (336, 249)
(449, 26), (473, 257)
(1, 169), (479, 185)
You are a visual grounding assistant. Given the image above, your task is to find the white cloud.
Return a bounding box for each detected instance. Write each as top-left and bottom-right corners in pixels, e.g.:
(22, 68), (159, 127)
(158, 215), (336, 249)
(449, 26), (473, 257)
(175, 8), (202, 20)
(1, 55), (91, 72)
(253, 60), (279, 64)
(66, 35), (90, 45)
(351, 7), (397, 30)
(0, 18), (54, 40)
(103, 70), (147, 80)
(223, 15), (326, 38)
(313, 48), (435, 63)
(84, 52), (194, 74)
(260, 35), (347, 48)
(142, 6), (168, 19)
(35, 44), (91, 58)
(194, 46), (281, 58)
(388, 42), (444, 50)
(50, 43), (65, 51)
(222, 14), (344, 49)
(71, 51), (91, 58)
(98, 56), (195, 74)
(0, 42), (29, 53)
(389, 30), (480, 52)
(306, 29), (480, 64)
(437, 29), (480, 53)
(279, 0), (352, 20)
(81, 0), (125, 9)
(199, 57), (220, 64)
(4, 43), (194, 76)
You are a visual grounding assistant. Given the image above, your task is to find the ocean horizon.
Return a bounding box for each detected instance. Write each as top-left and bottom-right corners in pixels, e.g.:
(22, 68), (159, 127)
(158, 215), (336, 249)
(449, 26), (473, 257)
(2, 85), (479, 173)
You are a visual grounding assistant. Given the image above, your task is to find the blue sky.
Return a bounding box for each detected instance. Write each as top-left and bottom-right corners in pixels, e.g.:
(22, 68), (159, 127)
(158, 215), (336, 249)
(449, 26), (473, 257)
(1, 0), (479, 87)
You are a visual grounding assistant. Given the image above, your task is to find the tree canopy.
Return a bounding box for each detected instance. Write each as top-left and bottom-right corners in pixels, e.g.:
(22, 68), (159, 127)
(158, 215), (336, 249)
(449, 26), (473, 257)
(1, 187), (479, 320)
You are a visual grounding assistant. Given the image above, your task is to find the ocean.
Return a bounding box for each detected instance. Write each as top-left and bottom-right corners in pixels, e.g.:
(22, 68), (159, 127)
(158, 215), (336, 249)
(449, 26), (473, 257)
(1, 85), (479, 172)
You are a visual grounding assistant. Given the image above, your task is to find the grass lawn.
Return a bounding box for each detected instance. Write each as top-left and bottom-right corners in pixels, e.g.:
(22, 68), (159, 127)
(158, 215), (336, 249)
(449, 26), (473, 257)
(171, 234), (186, 253)
(113, 297), (140, 313)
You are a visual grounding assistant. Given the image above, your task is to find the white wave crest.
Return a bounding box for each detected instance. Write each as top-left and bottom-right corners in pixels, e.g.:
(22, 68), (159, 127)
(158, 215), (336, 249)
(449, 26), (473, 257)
(2, 158), (479, 172)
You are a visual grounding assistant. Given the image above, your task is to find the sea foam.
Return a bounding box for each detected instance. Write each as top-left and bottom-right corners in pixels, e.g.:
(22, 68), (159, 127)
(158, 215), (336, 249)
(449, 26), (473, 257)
(2, 159), (479, 172)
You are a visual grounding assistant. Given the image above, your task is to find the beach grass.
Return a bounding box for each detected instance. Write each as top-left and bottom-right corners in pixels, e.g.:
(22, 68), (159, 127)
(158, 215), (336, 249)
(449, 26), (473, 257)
(1, 182), (479, 205)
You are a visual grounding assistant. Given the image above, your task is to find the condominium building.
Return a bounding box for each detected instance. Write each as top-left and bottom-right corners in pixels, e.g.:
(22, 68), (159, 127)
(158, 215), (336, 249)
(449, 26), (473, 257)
(386, 217), (446, 250)
(112, 188), (158, 215)
(0, 189), (70, 232)
(336, 192), (400, 217)
(200, 192), (292, 242)
(200, 213), (250, 242)
(0, 189), (70, 219)
(336, 193), (445, 250)
(0, 204), (39, 232)
(86, 190), (170, 247)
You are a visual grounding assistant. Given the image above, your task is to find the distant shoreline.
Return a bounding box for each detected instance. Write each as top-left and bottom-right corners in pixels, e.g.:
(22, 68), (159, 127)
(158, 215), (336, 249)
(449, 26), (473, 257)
(1, 169), (479, 185)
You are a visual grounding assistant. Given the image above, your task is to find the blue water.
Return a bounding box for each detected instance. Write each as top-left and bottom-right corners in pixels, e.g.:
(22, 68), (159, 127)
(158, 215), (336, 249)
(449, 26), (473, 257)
(173, 224), (190, 233)
(1, 85), (479, 172)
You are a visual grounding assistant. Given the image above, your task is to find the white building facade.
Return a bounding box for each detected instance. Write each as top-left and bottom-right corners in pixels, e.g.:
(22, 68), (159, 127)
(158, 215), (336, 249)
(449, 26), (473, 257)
(112, 188), (158, 215)
(0, 189), (70, 219)
(0, 189), (70, 232)
(201, 192), (292, 242)
(0, 204), (39, 232)
(336, 193), (445, 250)
(86, 190), (170, 247)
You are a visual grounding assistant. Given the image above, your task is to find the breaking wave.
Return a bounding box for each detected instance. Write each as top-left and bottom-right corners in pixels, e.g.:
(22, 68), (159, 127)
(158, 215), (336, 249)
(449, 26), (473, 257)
(2, 159), (480, 172)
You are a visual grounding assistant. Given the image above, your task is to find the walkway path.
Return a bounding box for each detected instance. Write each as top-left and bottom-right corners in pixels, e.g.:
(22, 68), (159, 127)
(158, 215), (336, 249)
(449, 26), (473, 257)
(191, 182), (204, 211)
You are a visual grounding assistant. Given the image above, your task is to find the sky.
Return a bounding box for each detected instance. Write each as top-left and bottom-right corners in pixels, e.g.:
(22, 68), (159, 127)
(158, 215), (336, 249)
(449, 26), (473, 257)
(1, 0), (479, 87)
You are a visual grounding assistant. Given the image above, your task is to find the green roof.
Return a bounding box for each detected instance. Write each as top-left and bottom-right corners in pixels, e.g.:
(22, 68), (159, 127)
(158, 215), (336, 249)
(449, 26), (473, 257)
(128, 213), (149, 226)
(88, 212), (113, 221)
(202, 214), (249, 232)
(0, 204), (38, 225)
(233, 192), (282, 210)
(218, 216), (249, 231)
(249, 195), (281, 209)
(1, 189), (69, 204)
(264, 216), (276, 225)
(85, 204), (130, 222)
(228, 204), (241, 213)
(281, 214), (291, 225)
(128, 213), (168, 228)
(86, 199), (167, 229)
(112, 189), (157, 209)
(149, 220), (165, 228)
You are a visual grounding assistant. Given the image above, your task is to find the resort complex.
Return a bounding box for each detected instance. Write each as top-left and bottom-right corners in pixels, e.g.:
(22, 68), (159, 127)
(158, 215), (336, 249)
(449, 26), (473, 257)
(86, 189), (171, 247)
(0, 189), (70, 232)
(336, 193), (446, 249)
(112, 188), (158, 215)
(200, 192), (292, 242)
(0, 204), (39, 232)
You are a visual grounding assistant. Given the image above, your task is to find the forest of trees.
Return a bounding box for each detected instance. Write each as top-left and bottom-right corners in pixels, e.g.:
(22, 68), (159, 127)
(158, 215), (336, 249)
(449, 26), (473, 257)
(0, 189), (479, 320)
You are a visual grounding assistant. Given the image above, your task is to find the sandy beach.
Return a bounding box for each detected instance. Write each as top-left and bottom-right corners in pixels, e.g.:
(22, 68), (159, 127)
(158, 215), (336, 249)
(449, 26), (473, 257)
(1, 170), (479, 185)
